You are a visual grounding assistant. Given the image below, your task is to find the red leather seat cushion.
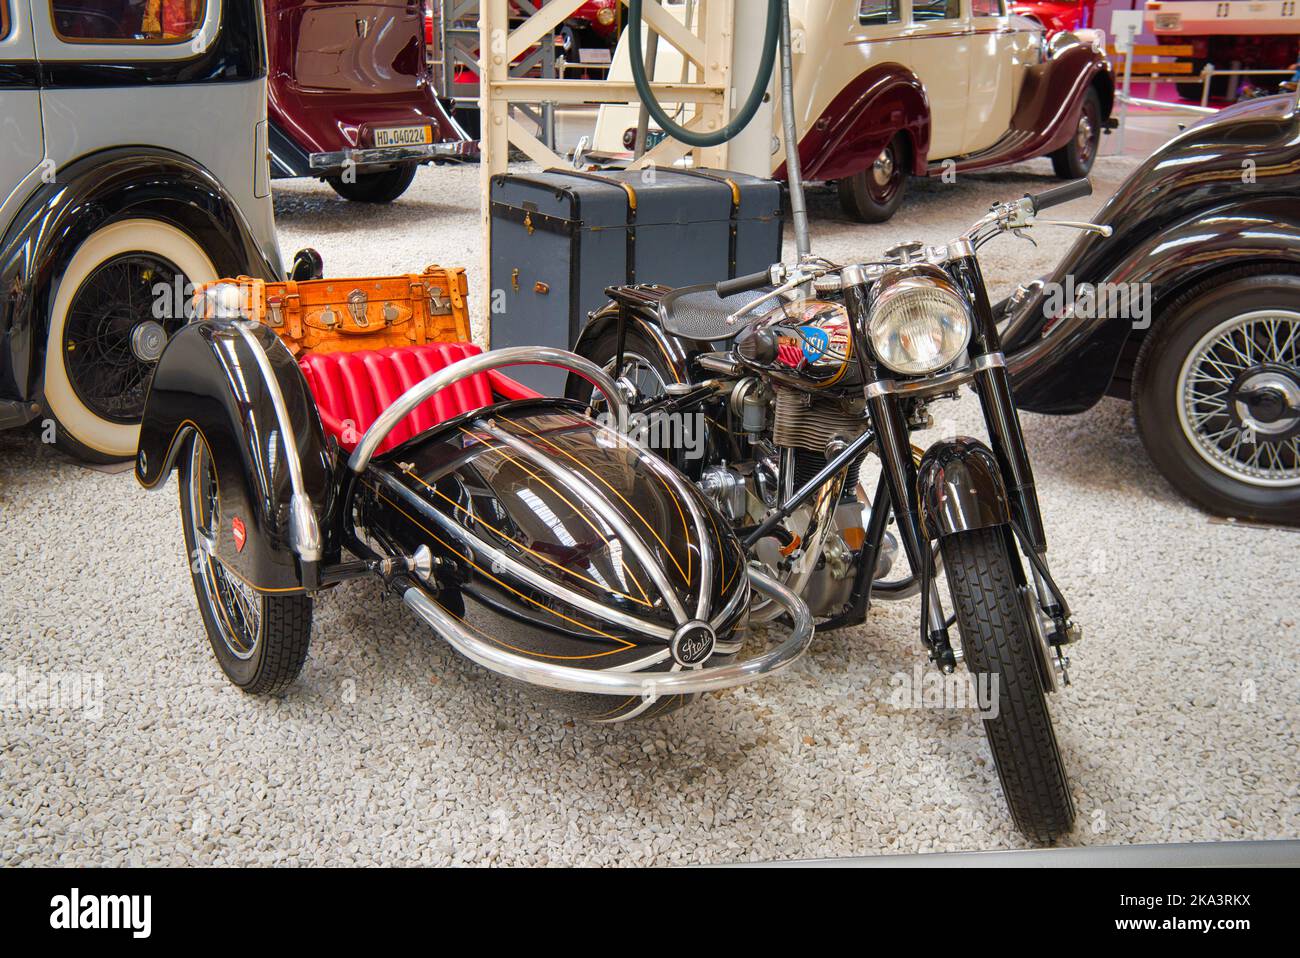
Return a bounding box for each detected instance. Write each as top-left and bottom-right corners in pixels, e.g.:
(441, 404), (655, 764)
(299, 342), (540, 454)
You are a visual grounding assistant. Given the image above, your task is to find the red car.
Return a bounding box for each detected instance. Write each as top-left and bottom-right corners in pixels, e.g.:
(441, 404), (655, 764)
(1010, 0), (1095, 34)
(267, 0), (476, 203)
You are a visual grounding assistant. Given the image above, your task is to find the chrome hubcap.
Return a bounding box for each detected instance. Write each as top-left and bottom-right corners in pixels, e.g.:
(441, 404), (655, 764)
(1177, 309), (1300, 486)
(872, 148), (895, 187)
(130, 320), (167, 363)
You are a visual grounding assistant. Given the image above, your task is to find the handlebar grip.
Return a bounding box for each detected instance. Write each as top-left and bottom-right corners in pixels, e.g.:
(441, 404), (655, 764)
(716, 269), (772, 298)
(1028, 178), (1092, 213)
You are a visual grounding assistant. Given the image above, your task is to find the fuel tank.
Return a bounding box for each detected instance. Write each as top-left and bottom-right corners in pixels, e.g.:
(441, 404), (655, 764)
(355, 400), (751, 722)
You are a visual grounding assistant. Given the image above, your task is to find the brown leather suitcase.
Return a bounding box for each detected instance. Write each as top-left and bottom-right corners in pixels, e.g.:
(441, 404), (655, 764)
(195, 266), (471, 356)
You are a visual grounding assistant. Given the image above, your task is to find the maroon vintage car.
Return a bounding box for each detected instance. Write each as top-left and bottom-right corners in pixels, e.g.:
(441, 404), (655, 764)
(266, 0), (476, 203)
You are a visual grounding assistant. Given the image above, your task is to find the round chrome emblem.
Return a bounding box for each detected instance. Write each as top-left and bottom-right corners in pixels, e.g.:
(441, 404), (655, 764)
(670, 620), (716, 668)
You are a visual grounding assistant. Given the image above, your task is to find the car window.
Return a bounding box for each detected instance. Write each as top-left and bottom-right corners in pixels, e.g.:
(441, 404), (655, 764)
(50, 0), (205, 43)
(971, 0), (1004, 14)
(911, 0), (962, 21)
(858, 0), (903, 25)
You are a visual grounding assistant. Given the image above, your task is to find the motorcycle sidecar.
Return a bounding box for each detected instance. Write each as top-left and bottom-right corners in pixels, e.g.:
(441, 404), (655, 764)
(134, 309), (812, 722)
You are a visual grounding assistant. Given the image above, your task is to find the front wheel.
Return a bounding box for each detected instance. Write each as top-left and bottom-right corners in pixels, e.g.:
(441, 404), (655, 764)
(179, 435), (313, 694)
(43, 218), (217, 462)
(940, 526), (1075, 843)
(1050, 88), (1101, 180)
(326, 165), (418, 203)
(837, 132), (909, 223)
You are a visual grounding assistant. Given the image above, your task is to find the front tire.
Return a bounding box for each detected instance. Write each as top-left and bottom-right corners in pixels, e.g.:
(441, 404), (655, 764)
(837, 132), (909, 223)
(1133, 270), (1300, 524)
(326, 165), (418, 203)
(1050, 88), (1101, 180)
(179, 436), (313, 694)
(42, 218), (217, 462)
(940, 527), (1075, 844)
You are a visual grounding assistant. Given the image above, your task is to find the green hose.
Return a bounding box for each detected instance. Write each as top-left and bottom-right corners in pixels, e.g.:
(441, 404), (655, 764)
(627, 0), (782, 148)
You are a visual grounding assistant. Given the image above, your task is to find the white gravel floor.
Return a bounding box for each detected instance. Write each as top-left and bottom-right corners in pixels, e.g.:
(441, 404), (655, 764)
(2, 148), (1297, 865)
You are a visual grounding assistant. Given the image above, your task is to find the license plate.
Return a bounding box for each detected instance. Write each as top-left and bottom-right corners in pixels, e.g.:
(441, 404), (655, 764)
(373, 125), (433, 148)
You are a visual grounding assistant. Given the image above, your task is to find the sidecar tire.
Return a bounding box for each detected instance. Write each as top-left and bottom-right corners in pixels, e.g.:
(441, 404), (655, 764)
(179, 436), (313, 695)
(940, 527), (1075, 844)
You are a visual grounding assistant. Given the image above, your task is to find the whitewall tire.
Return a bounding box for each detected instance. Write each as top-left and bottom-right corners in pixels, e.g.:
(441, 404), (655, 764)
(43, 218), (217, 460)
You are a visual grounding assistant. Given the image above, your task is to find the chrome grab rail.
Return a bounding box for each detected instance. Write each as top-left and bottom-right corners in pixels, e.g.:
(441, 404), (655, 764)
(347, 346), (629, 474)
(401, 566), (815, 700)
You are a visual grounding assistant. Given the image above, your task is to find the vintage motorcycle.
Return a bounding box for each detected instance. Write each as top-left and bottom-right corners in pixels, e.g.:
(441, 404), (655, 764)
(136, 180), (1102, 845)
(567, 179), (1112, 842)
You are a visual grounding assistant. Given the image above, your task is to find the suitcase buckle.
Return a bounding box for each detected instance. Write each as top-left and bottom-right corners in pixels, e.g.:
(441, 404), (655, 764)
(347, 289), (370, 328)
(266, 294), (284, 328)
(429, 290), (450, 315)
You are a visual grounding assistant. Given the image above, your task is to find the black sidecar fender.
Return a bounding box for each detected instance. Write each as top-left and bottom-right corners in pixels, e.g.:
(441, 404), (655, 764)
(916, 437), (1011, 540)
(134, 321), (337, 593)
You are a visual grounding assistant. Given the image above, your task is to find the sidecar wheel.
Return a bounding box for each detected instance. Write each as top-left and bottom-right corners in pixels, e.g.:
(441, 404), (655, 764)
(179, 436), (313, 694)
(940, 527), (1075, 844)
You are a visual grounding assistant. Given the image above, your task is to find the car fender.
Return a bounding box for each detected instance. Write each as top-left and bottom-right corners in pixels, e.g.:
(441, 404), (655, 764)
(1005, 197), (1300, 414)
(135, 322), (336, 593)
(779, 62), (931, 182)
(0, 147), (281, 406)
(916, 437), (1012, 539)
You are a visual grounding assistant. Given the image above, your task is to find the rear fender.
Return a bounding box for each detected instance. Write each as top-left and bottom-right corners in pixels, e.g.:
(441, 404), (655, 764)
(916, 437), (1012, 539)
(135, 322), (336, 593)
(569, 294), (697, 394)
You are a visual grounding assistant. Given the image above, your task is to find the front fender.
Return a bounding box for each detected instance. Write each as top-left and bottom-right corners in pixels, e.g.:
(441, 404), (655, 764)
(135, 322), (336, 593)
(0, 146), (282, 405)
(782, 62), (931, 181)
(917, 437), (1011, 540)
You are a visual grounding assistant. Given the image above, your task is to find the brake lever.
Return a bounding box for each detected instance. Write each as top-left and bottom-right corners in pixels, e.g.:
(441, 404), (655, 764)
(1027, 215), (1113, 237)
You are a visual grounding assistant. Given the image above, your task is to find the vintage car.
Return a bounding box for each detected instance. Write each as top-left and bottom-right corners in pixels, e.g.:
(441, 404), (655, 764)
(0, 0), (290, 461)
(265, 0), (476, 203)
(560, 0), (623, 57)
(603, 0), (1115, 222)
(1002, 94), (1300, 525)
(1009, 0), (1097, 35)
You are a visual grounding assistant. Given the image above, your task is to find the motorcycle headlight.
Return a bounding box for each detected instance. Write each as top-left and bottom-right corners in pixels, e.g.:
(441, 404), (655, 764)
(868, 265), (973, 376)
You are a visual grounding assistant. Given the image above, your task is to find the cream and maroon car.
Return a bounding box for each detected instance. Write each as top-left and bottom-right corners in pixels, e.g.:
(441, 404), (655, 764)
(607, 0), (1114, 222)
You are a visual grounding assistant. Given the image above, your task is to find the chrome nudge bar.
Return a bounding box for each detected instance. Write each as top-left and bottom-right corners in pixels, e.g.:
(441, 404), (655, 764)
(401, 567), (815, 700)
(348, 347), (629, 474)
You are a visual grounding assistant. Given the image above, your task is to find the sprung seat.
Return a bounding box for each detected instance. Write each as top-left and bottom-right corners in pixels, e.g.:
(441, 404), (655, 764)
(298, 342), (540, 455)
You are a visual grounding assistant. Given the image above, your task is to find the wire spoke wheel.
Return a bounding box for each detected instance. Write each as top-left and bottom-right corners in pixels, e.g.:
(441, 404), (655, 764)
(62, 252), (187, 424)
(187, 439), (263, 661)
(1177, 309), (1300, 487)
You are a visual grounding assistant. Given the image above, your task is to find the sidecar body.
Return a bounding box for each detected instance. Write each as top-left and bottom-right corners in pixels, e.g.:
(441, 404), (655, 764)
(135, 304), (811, 721)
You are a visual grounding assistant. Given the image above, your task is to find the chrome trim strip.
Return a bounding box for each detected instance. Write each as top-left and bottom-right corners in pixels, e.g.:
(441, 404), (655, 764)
(229, 322), (321, 562)
(385, 474), (677, 642)
(401, 567), (814, 698)
(477, 422), (691, 626)
(348, 347), (628, 474)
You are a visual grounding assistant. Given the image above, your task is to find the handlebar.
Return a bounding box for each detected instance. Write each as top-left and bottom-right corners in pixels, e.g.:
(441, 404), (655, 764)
(716, 269), (775, 298)
(1027, 178), (1092, 213)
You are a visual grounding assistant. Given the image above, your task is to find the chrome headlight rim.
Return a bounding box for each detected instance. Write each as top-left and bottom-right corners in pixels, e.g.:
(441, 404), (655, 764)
(867, 265), (974, 377)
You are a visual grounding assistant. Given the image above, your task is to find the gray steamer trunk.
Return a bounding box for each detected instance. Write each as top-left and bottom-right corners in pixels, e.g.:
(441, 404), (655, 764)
(489, 167), (783, 392)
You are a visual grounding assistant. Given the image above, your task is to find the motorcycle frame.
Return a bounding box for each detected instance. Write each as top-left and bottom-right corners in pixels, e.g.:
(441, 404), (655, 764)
(594, 246), (1073, 665)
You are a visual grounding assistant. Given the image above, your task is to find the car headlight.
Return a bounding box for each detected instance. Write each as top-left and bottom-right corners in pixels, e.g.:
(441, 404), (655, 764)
(868, 265), (972, 376)
(597, 7), (616, 25)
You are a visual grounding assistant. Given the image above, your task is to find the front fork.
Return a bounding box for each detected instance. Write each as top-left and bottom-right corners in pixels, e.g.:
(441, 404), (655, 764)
(843, 258), (1080, 680)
